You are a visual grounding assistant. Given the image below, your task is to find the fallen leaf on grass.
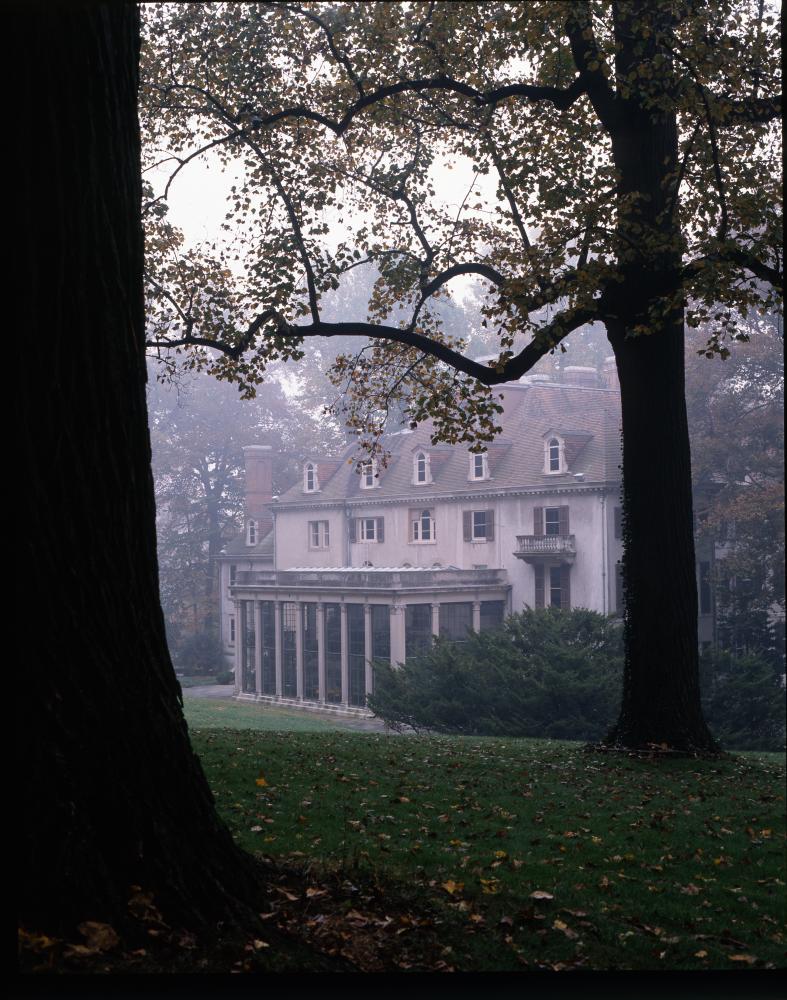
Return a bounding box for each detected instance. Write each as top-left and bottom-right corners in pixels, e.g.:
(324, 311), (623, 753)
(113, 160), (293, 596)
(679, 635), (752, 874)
(77, 922), (119, 953)
(529, 890), (554, 901)
(441, 880), (463, 895)
(553, 919), (579, 940)
(729, 954), (758, 964)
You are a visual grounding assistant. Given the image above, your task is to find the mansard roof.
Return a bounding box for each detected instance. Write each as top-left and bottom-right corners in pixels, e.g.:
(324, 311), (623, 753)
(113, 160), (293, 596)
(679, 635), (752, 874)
(275, 380), (622, 507)
(219, 527), (274, 559)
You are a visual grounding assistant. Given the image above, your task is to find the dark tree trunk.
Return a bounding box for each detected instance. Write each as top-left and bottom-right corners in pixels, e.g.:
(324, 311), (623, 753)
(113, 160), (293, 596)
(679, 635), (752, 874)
(601, 2), (717, 752)
(17, 2), (263, 935)
(606, 318), (718, 752)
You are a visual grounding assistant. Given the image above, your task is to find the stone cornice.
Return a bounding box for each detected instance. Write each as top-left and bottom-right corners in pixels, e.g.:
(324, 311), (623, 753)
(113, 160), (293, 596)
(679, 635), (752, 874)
(272, 481), (621, 512)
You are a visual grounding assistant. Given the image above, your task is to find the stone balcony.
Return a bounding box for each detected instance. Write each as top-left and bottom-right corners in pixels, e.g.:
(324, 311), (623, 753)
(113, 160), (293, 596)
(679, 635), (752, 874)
(514, 534), (576, 565)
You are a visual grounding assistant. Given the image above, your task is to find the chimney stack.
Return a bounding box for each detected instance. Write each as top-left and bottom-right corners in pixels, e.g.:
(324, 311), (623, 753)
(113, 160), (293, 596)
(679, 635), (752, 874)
(243, 445), (273, 539)
(563, 365), (598, 387)
(600, 356), (618, 390)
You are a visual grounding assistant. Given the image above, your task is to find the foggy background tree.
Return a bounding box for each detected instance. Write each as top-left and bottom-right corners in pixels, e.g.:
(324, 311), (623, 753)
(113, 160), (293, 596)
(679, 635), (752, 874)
(141, 1), (782, 751)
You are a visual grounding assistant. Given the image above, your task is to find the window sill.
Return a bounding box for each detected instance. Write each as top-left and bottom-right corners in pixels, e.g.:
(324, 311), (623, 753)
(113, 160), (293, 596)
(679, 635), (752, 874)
(409, 540), (437, 545)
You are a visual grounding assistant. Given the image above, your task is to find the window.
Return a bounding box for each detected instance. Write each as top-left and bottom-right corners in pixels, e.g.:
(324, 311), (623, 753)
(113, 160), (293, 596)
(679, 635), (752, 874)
(414, 451), (430, 484)
(534, 505), (569, 536)
(359, 517), (378, 542)
(360, 459), (377, 489)
(309, 520), (330, 549)
(439, 602), (473, 642)
(464, 509), (495, 542)
(470, 451), (488, 480)
(535, 564), (570, 609)
(350, 517), (384, 543)
(411, 508), (435, 542)
(229, 615), (236, 645)
(303, 462), (318, 492)
(546, 437), (562, 473)
(549, 566), (563, 607)
(247, 519), (257, 545)
(229, 564), (237, 587)
(614, 505), (622, 540)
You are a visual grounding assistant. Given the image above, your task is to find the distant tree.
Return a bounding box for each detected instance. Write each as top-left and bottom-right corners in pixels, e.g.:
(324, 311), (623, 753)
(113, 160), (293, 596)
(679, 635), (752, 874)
(148, 367), (340, 645)
(687, 316), (785, 664)
(142, 1), (782, 751)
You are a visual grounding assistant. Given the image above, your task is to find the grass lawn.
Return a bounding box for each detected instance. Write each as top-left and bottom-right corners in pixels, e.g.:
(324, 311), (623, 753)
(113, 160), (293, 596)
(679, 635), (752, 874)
(184, 698), (785, 972)
(183, 693), (342, 733)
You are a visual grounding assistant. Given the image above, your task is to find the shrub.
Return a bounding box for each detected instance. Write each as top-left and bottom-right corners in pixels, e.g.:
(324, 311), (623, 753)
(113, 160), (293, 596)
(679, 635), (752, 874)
(171, 630), (226, 676)
(214, 669), (235, 685)
(370, 608), (785, 751)
(370, 607), (623, 742)
(700, 649), (786, 752)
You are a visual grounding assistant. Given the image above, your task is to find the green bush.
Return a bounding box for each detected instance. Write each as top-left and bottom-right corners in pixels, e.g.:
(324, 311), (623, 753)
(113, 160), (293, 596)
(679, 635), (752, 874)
(214, 669), (235, 685)
(700, 649), (786, 752)
(171, 630), (226, 676)
(370, 607), (623, 741)
(370, 608), (786, 751)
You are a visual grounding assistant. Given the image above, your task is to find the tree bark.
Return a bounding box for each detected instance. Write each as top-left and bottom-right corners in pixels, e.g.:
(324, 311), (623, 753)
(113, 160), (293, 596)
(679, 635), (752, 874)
(601, 2), (717, 752)
(17, 2), (263, 935)
(605, 317), (718, 751)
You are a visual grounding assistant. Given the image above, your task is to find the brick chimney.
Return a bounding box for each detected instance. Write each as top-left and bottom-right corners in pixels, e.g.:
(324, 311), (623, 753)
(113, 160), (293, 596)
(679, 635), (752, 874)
(243, 445), (273, 540)
(563, 365), (598, 387)
(600, 356), (618, 390)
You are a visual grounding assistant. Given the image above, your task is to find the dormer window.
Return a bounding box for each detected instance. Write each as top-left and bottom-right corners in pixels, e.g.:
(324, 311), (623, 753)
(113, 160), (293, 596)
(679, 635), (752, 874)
(414, 451), (431, 485)
(469, 451), (489, 481)
(246, 519), (257, 546)
(303, 462), (319, 493)
(360, 459), (377, 489)
(545, 437), (564, 474)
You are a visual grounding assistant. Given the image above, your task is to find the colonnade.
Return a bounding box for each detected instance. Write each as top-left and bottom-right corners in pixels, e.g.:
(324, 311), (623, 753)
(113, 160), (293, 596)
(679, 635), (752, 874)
(233, 598), (486, 708)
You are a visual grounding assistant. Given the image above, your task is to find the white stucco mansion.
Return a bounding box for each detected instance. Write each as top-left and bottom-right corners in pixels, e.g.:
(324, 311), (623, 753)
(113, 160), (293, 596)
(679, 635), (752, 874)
(218, 357), (716, 714)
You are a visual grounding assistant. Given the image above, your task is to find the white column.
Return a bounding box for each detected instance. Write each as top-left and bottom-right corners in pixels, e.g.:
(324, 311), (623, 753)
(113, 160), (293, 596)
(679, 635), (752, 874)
(472, 601), (481, 633)
(390, 604), (406, 666)
(254, 601), (262, 697)
(431, 602), (440, 638)
(233, 600), (243, 695)
(363, 603), (373, 701)
(295, 601), (304, 700)
(340, 603), (349, 706)
(316, 602), (326, 703)
(274, 601), (282, 699)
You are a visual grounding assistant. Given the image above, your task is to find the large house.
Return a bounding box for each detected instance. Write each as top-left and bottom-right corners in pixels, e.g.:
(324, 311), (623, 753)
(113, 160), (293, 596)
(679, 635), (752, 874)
(220, 357), (715, 714)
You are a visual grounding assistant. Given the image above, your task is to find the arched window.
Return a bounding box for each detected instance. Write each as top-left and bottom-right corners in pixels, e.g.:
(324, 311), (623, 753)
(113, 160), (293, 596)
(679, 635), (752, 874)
(414, 451), (430, 484)
(547, 438), (562, 473)
(303, 462), (318, 492)
(247, 519), (257, 545)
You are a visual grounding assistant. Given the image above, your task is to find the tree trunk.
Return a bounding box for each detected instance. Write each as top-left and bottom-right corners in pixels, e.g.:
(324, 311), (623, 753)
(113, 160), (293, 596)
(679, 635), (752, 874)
(605, 318), (718, 752)
(17, 2), (263, 935)
(601, 2), (717, 752)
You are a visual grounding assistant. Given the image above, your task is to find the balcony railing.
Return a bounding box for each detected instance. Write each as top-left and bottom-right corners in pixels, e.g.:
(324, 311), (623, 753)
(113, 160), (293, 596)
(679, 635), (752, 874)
(233, 567), (507, 590)
(514, 534), (576, 563)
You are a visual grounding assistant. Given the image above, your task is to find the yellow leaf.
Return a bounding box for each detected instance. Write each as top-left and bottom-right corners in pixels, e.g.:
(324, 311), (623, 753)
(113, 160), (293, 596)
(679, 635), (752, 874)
(729, 954), (757, 964)
(694, 950), (708, 958)
(441, 880), (464, 895)
(256, 776), (268, 787)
